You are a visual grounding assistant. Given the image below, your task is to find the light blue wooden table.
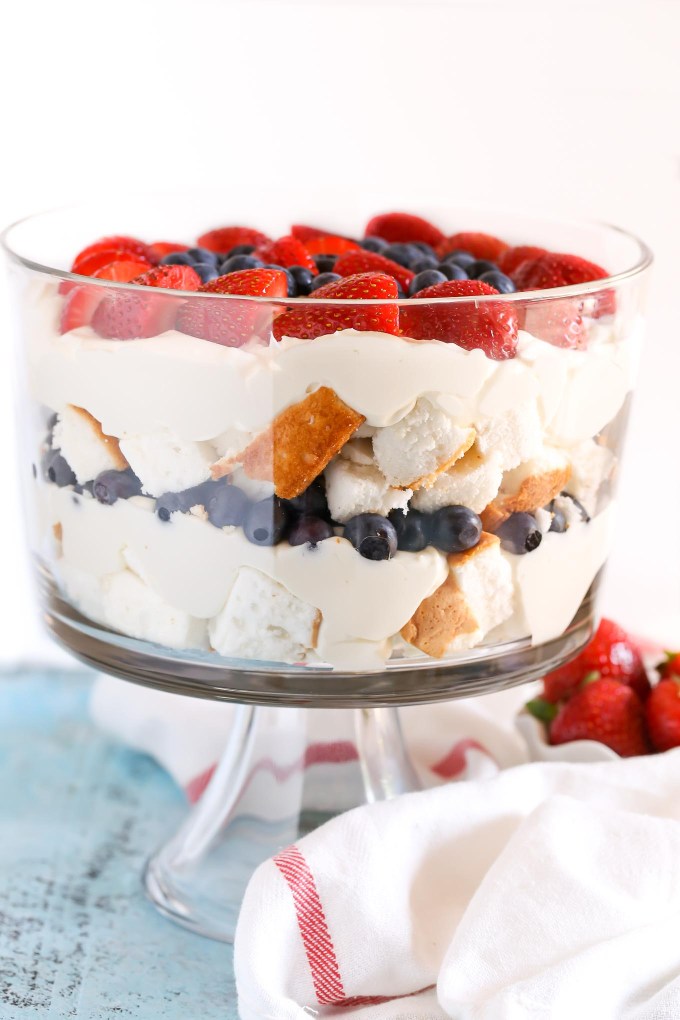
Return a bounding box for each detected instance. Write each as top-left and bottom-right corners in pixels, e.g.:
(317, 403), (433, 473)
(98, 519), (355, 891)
(0, 669), (238, 1019)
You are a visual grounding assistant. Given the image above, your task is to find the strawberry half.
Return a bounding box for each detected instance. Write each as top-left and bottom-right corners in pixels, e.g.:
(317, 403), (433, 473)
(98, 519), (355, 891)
(146, 241), (190, 262)
(548, 678), (650, 757)
(291, 224), (335, 241)
(399, 279), (518, 360)
(512, 252), (609, 292)
(60, 246), (153, 295)
(60, 259), (152, 333)
(364, 212), (445, 247)
(254, 235), (318, 275)
(303, 235), (360, 256)
(542, 618), (651, 703)
(177, 269), (288, 347)
(334, 250), (414, 294)
(272, 273), (400, 342)
(436, 232), (509, 262)
(70, 235), (150, 271)
(196, 226), (270, 254)
(498, 245), (549, 275)
(92, 265), (201, 340)
(645, 678), (680, 752)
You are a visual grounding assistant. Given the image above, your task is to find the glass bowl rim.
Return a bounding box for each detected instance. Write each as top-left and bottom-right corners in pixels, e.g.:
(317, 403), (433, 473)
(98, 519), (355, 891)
(1, 206), (654, 307)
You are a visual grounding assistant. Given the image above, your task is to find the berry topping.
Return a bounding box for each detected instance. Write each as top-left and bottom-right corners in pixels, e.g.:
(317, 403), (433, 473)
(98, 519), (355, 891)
(66, 247), (152, 291)
(344, 513), (398, 561)
(60, 259), (151, 333)
(466, 259), (499, 280)
(436, 232), (509, 263)
(196, 226), (270, 254)
(92, 468), (143, 505)
(285, 480), (330, 520)
(658, 652), (680, 681)
(288, 265), (315, 296)
(177, 268), (288, 347)
(511, 252), (609, 292)
(302, 235), (360, 256)
(399, 279), (519, 360)
(438, 262), (468, 282)
(220, 254), (264, 274)
(409, 269), (448, 295)
(272, 273), (400, 342)
(497, 245), (549, 275)
(442, 250), (476, 269)
(478, 270), (515, 293)
(542, 618), (650, 704)
(146, 241), (190, 262)
(495, 511), (542, 554)
(70, 236), (151, 272)
(361, 236), (390, 254)
(430, 505), (482, 553)
(253, 236), (318, 275)
(91, 265), (201, 340)
(206, 484), (250, 528)
(290, 224), (333, 241)
(244, 497), (291, 546)
(388, 509), (429, 552)
(363, 213), (445, 248)
(288, 515), (334, 548)
(310, 272), (342, 291)
(645, 679), (680, 752)
(547, 677), (650, 757)
(333, 250), (414, 295)
(382, 243), (420, 269)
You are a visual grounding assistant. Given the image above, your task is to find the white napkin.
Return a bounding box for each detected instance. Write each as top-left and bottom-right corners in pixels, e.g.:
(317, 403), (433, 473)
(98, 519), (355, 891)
(234, 751), (680, 1020)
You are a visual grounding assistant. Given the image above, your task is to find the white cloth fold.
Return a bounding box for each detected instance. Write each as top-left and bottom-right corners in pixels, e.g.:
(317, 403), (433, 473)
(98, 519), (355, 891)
(234, 751), (680, 1020)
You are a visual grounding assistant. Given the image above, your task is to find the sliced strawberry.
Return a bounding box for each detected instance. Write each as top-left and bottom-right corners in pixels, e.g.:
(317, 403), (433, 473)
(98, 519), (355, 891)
(60, 260), (151, 333)
(196, 226), (270, 254)
(92, 265), (201, 340)
(177, 269), (288, 347)
(399, 279), (518, 360)
(254, 235), (318, 275)
(60, 246), (153, 295)
(436, 232), (509, 262)
(272, 273), (400, 342)
(71, 235), (150, 270)
(146, 241), (190, 263)
(498, 245), (549, 275)
(364, 212), (445, 247)
(334, 250), (414, 294)
(303, 235), (361, 256)
(521, 298), (587, 351)
(513, 252), (614, 323)
(291, 224), (335, 242)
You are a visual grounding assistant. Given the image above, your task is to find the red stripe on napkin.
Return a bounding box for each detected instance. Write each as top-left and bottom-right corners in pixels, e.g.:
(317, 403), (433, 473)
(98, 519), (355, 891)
(430, 738), (496, 779)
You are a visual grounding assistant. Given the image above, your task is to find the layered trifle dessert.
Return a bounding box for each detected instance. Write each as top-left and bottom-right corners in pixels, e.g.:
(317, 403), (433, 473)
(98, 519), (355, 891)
(16, 211), (643, 671)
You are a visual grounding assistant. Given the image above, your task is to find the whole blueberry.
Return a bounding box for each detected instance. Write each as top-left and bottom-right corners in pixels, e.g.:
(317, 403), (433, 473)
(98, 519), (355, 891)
(285, 480), (329, 520)
(430, 505), (482, 553)
(496, 512), (543, 554)
(156, 491), (185, 521)
(289, 265), (314, 296)
(177, 477), (222, 510)
(225, 243), (256, 258)
(466, 259), (499, 279)
(311, 272), (342, 291)
(344, 513), (398, 561)
(442, 250), (475, 269)
(411, 242), (437, 259)
(192, 262), (220, 284)
(206, 484), (250, 528)
(388, 509), (429, 552)
(438, 261), (468, 281)
(288, 515), (334, 548)
(410, 255), (439, 274)
(383, 243), (420, 269)
(361, 236), (389, 254)
(244, 497), (291, 546)
(93, 468), (142, 505)
(478, 270), (515, 293)
(561, 491), (590, 522)
(187, 247), (219, 266)
(160, 251), (195, 267)
(43, 449), (77, 487)
(313, 254), (337, 274)
(546, 501), (567, 533)
(409, 269), (448, 295)
(220, 254), (264, 274)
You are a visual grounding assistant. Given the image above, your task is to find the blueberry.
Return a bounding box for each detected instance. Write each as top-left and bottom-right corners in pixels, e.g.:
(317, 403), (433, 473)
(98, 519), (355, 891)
(478, 270), (515, 293)
(496, 512), (543, 554)
(546, 501), (567, 533)
(409, 269), (448, 295)
(361, 236), (389, 253)
(73, 480), (94, 497)
(442, 250), (475, 269)
(410, 255), (439, 274)
(388, 509), (429, 552)
(43, 449), (76, 487)
(313, 254), (337, 274)
(225, 243), (256, 258)
(192, 262), (220, 284)
(155, 491), (185, 521)
(466, 259), (499, 279)
(383, 243), (420, 269)
(244, 497), (291, 546)
(411, 242), (437, 259)
(160, 251), (195, 267)
(344, 513), (397, 560)
(285, 480), (329, 520)
(561, 491), (590, 523)
(93, 468), (142, 505)
(288, 515), (334, 548)
(311, 272), (341, 291)
(438, 262), (468, 281)
(187, 247), (219, 266)
(206, 484), (250, 528)
(220, 254), (264, 274)
(289, 265), (314, 296)
(430, 505), (482, 553)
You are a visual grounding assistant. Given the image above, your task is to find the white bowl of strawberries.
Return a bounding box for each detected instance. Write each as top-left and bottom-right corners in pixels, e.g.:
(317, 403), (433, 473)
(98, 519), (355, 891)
(516, 619), (680, 762)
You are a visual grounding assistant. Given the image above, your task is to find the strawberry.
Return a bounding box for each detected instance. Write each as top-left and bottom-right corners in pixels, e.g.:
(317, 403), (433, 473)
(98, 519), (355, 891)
(92, 265), (201, 340)
(146, 241), (190, 262)
(70, 235), (150, 271)
(511, 252), (609, 291)
(521, 298), (587, 351)
(658, 652), (680, 680)
(498, 245), (549, 275)
(645, 679), (680, 751)
(542, 618), (651, 703)
(303, 235), (361, 256)
(254, 235), (318, 274)
(60, 260), (151, 333)
(272, 273), (400, 342)
(364, 212), (445, 247)
(177, 268), (288, 347)
(398, 279), (518, 360)
(334, 250), (414, 294)
(547, 678), (650, 756)
(70, 247), (152, 279)
(291, 224), (334, 241)
(436, 232), (509, 262)
(196, 226), (270, 254)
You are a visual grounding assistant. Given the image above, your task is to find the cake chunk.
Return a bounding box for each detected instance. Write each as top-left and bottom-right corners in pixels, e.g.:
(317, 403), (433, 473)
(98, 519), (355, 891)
(372, 398), (475, 490)
(411, 444), (503, 514)
(209, 567), (321, 664)
(119, 430), (215, 498)
(52, 405), (127, 484)
(325, 458), (412, 524)
(480, 447), (572, 530)
(476, 400), (543, 472)
(212, 387), (364, 500)
(568, 438), (615, 515)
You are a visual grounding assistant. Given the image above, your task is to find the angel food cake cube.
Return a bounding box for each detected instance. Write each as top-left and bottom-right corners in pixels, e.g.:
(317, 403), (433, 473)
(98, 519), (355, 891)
(52, 405), (128, 484)
(325, 458), (412, 523)
(411, 444), (503, 514)
(372, 398), (475, 490)
(119, 430), (215, 498)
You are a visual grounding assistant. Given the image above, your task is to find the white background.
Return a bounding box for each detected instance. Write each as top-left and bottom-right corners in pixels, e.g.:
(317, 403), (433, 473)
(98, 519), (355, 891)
(0, 0), (678, 665)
